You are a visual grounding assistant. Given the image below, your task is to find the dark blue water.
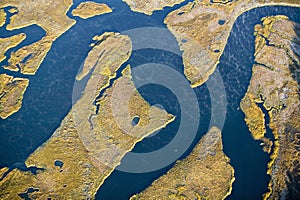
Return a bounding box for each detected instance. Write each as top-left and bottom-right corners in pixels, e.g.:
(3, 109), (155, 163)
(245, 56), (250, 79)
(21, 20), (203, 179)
(0, 0), (300, 199)
(219, 6), (300, 200)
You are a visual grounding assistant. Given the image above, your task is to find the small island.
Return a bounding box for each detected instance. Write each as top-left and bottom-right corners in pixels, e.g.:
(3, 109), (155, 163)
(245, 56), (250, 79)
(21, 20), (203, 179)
(240, 15), (300, 199)
(71, 1), (112, 19)
(131, 127), (235, 200)
(0, 74), (29, 119)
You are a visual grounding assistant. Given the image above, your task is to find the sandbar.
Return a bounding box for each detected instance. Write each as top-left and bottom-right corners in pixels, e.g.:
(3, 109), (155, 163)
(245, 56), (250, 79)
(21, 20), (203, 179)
(72, 1), (112, 19)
